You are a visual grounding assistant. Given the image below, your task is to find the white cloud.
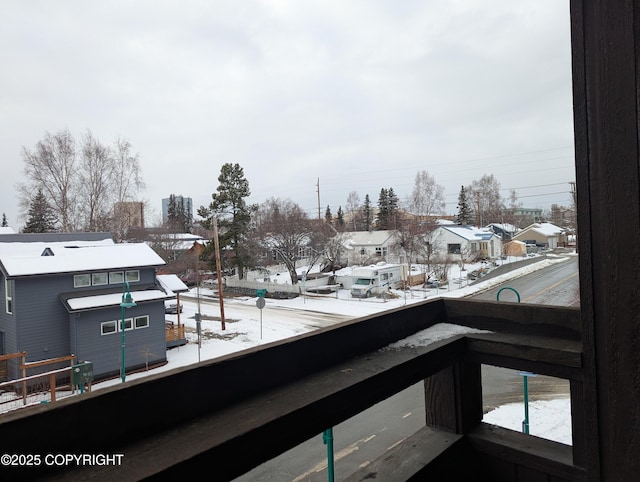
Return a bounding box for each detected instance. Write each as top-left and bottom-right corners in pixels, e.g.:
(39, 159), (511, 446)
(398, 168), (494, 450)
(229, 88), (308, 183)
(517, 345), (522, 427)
(0, 0), (575, 228)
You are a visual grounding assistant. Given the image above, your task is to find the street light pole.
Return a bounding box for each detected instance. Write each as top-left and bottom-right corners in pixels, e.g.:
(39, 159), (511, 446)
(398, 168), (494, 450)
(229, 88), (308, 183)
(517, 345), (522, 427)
(120, 281), (137, 383)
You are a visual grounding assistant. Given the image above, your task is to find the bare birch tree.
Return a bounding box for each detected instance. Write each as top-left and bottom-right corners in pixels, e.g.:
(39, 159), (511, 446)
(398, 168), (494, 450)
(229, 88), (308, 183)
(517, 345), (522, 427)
(19, 129), (78, 231)
(408, 170), (446, 217)
(254, 198), (311, 285)
(110, 137), (144, 240)
(19, 130), (144, 237)
(467, 174), (505, 226)
(79, 130), (113, 231)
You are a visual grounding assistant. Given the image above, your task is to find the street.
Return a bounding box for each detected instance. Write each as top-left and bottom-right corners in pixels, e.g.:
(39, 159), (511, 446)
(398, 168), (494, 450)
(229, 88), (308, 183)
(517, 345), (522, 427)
(471, 255), (579, 307)
(472, 255), (578, 411)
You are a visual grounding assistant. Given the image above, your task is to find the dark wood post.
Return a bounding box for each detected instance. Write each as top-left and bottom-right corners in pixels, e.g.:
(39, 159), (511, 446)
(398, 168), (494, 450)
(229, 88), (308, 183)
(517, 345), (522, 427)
(571, 0), (640, 479)
(424, 361), (483, 434)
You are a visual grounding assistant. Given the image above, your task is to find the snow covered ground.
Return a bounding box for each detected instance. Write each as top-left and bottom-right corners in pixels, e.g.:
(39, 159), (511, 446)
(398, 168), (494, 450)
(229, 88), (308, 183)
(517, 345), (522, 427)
(90, 253), (577, 446)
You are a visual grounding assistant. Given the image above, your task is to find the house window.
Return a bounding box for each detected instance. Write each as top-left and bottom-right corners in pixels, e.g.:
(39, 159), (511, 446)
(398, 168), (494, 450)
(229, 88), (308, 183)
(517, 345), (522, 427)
(126, 270), (140, 283)
(120, 318), (133, 331)
(448, 244), (461, 254)
(360, 248), (366, 255)
(375, 247), (387, 257)
(92, 272), (108, 286)
(109, 271), (124, 284)
(74, 274), (91, 288)
(134, 315), (149, 329)
(470, 243), (478, 252)
(5, 279), (14, 314)
(101, 321), (117, 335)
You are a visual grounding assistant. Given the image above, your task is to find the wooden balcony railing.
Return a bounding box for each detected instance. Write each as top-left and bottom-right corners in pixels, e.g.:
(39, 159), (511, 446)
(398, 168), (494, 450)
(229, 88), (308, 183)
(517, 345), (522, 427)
(165, 322), (186, 344)
(0, 298), (586, 481)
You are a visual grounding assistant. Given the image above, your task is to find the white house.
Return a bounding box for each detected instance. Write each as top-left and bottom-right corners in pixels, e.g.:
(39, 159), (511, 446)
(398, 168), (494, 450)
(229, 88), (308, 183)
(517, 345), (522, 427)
(512, 222), (565, 249)
(431, 224), (502, 260)
(342, 230), (401, 264)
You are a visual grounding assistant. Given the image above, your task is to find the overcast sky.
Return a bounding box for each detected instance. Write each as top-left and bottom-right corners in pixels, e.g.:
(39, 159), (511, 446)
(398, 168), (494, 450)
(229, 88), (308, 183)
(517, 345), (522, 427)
(0, 0), (575, 229)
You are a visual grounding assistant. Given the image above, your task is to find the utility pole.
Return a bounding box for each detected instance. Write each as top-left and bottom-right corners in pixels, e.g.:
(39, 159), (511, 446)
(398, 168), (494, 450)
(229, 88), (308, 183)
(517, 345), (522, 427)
(316, 178), (321, 221)
(212, 218), (226, 330)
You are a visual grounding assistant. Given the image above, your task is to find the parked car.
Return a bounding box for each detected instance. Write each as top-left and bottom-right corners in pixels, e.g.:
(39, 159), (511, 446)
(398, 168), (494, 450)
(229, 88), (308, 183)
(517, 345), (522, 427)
(179, 272), (199, 286)
(424, 279), (440, 289)
(165, 301), (183, 314)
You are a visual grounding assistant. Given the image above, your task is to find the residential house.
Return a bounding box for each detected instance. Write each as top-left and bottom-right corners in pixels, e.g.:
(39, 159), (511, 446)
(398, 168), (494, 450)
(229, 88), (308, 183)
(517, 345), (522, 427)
(0, 232), (170, 381)
(147, 231), (207, 261)
(485, 223), (519, 241)
(342, 230), (401, 265)
(512, 222), (565, 249)
(431, 224), (501, 260)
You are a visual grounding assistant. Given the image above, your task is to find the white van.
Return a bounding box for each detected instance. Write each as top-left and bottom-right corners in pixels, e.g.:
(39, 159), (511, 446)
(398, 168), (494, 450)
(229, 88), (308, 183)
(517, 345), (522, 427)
(350, 263), (402, 298)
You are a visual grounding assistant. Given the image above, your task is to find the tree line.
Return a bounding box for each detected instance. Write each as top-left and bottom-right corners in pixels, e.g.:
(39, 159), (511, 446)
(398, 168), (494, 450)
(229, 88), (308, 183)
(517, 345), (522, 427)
(14, 130), (541, 283)
(194, 162), (528, 284)
(17, 129), (143, 238)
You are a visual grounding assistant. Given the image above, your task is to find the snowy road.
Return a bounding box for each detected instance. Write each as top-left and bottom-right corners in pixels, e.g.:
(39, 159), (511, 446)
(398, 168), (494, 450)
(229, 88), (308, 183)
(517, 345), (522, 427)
(471, 255), (579, 306)
(471, 256), (578, 411)
(182, 293), (353, 333)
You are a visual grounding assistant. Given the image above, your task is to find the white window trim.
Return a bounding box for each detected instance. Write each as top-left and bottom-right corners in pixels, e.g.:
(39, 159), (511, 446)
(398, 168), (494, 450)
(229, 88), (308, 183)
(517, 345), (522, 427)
(134, 315), (149, 329)
(119, 318), (134, 331)
(109, 271), (124, 284)
(126, 270), (140, 283)
(74, 274), (91, 288)
(92, 272), (108, 286)
(5, 279), (14, 314)
(101, 320), (117, 335)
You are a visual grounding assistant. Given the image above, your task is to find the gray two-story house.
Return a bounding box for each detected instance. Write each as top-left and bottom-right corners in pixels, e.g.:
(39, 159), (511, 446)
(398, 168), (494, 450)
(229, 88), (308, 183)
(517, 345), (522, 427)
(0, 232), (169, 381)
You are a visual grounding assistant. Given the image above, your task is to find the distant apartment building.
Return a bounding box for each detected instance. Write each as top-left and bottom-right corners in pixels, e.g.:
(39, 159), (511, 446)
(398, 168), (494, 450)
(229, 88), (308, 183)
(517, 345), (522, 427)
(114, 202), (145, 228)
(551, 204), (577, 229)
(161, 196), (193, 224)
(504, 207), (544, 228)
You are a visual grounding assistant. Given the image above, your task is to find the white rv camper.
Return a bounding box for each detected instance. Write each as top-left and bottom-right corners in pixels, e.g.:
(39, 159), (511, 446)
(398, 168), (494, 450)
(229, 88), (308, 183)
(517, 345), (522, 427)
(350, 263), (402, 298)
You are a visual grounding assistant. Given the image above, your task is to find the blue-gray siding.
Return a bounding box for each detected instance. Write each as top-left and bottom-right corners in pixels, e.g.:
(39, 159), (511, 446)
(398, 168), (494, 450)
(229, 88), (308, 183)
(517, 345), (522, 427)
(71, 302), (166, 378)
(1, 267), (166, 380)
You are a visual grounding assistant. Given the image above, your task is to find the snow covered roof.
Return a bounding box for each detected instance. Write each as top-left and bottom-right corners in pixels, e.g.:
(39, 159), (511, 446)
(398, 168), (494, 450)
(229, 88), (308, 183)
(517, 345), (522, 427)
(517, 222), (564, 237)
(64, 289), (169, 312)
(157, 274), (189, 294)
(0, 227), (16, 235)
(0, 242), (165, 277)
(341, 230), (398, 247)
(147, 233), (207, 251)
(439, 225), (497, 241)
(486, 223), (519, 233)
(0, 232), (112, 243)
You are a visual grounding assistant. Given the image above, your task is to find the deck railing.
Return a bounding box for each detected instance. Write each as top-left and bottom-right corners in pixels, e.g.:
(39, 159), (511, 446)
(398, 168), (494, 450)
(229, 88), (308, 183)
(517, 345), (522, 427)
(0, 297), (587, 481)
(165, 322), (186, 343)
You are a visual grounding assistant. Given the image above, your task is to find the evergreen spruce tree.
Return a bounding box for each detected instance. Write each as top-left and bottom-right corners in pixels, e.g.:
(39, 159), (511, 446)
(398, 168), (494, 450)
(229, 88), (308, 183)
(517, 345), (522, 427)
(166, 194), (192, 233)
(325, 205), (333, 224)
(23, 188), (56, 233)
(376, 188), (389, 229)
(456, 185), (473, 225)
(166, 194), (178, 230)
(198, 163), (256, 279)
(362, 194), (372, 231)
(336, 206), (345, 229)
(1, 213), (7, 227)
(387, 187), (399, 229)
